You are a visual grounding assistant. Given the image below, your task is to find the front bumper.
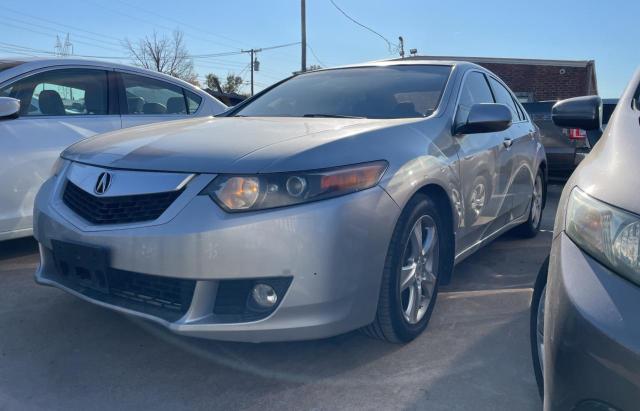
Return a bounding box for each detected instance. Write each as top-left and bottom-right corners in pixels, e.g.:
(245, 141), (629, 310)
(544, 233), (640, 410)
(33, 171), (400, 342)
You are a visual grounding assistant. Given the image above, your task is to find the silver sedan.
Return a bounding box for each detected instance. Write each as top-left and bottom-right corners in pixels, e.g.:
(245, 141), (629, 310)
(33, 60), (547, 343)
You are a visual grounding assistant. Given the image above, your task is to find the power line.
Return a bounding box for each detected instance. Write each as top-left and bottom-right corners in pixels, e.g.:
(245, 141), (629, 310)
(327, 0), (397, 52)
(109, 0), (250, 50)
(0, 6), (124, 49)
(261, 42), (301, 51)
(0, 40), (300, 66)
(307, 43), (327, 67)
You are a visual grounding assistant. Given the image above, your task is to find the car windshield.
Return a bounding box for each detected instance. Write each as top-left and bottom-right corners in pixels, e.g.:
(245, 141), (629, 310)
(233, 65), (451, 119)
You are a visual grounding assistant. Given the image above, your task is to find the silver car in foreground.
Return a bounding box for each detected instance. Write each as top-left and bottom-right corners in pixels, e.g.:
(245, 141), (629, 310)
(34, 60), (546, 343)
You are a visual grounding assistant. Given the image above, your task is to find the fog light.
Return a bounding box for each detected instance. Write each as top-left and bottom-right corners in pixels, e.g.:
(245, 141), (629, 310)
(251, 284), (278, 308)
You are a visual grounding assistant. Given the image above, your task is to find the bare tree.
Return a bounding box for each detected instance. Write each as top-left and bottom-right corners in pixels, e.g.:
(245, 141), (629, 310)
(124, 30), (198, 84)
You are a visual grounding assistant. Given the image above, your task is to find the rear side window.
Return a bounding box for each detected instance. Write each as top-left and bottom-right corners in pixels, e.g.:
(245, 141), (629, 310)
(185, 90), (202, 113)
(489, 77), (519, 121)
(456, 71), (494, 125)
(512, 98), (526, 121)
(121, 73), (187, 115)
(0, 68), (109, 116)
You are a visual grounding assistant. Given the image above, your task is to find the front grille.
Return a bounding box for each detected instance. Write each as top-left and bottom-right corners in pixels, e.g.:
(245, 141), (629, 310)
(50, 262), (196, 322)
(62, 180), (182, 225)
(108, 269), (195, 318)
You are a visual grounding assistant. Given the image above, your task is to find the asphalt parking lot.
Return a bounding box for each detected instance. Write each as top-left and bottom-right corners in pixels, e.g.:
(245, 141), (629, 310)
(0, 184), (561, 411)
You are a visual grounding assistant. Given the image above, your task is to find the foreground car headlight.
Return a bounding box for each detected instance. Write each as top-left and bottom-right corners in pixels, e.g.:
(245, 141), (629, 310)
(50, 157), (67, 177)
(566, 188), (640, 285)
(201, 161), (388, 212)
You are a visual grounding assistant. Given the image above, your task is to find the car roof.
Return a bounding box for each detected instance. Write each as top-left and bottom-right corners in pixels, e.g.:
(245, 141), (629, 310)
(0, 57), (204, 92)
(316, 58), (480, 72)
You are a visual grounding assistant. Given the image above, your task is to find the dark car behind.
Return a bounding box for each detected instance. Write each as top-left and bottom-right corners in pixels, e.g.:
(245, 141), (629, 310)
(523, 101), (590, 179)
(523, 99), (617, 179)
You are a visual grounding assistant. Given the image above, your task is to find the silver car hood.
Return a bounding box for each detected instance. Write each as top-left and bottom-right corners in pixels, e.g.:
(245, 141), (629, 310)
(62, 116), (413, 173)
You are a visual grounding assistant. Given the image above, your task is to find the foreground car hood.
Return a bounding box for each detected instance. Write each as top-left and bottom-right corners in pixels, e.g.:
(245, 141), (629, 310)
(62, 116), (392, 173)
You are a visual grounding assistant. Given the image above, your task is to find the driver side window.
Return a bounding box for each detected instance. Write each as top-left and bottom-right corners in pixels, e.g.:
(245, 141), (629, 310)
(0, 68), (109, 117)
(456, 72), (495, 126)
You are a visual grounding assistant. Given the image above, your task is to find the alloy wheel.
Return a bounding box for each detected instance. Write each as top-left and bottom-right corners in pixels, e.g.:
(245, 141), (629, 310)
(400, 215), (439, 324)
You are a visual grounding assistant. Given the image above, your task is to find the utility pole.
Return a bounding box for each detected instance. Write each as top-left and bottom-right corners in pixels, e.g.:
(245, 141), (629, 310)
(398, 36), (405, 59)
(301, 0), (307, 72)
(241, 48), (262, 96)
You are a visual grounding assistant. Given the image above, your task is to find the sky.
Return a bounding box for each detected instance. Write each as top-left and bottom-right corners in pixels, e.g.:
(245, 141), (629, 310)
(2, 0), (638, 97)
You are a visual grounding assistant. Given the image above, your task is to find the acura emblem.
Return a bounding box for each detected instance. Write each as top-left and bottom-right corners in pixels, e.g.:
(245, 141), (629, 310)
(94, 172), (112, 195)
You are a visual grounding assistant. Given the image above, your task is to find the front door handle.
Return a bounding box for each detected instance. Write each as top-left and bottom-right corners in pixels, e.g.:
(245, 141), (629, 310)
(503, 138), (513, 148)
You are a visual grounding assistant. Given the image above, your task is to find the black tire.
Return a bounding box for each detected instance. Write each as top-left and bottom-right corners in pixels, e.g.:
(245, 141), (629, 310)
(363, 194), (453, 343)
(515, 168), (545, 238)
(530, 256), (549, 399)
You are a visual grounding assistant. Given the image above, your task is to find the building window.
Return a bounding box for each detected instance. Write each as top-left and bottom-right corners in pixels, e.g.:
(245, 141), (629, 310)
(514, 92), (535, 103)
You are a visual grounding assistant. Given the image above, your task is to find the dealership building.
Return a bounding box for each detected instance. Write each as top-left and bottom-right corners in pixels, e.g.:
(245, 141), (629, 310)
(404, 55), (598, 102)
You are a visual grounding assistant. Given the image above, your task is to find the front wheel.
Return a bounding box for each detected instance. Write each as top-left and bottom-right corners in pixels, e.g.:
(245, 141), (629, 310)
(363, 194), (452, 343)
(530, 256), (549, 398)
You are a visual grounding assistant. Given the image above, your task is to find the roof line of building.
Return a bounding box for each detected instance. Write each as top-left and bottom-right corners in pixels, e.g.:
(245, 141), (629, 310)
(401, 55), (594, 68)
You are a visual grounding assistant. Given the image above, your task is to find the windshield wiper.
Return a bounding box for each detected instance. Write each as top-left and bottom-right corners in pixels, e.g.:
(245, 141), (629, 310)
(302, 114), (365, 119)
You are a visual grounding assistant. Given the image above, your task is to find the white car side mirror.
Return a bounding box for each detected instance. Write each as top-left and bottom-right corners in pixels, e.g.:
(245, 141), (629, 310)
(0, 97), (20, 120)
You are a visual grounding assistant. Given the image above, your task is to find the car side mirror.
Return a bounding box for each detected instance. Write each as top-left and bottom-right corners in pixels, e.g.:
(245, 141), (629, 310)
(552, 96), (602, 146)
(456, 103), (512, 135)
(0, 97), (20, 120)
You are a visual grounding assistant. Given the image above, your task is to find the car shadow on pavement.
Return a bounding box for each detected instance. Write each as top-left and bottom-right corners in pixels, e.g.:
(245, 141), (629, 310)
(0, 236), (38, 261)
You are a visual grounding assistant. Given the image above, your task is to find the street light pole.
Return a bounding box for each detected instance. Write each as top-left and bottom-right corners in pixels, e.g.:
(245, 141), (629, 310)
(301, 0), (306, 72)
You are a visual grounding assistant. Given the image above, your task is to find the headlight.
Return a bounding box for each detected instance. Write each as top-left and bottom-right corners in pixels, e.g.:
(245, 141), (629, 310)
(50, 157), (67, 177)
(201, 161), (388, 212)
(566, 187), (640, 285)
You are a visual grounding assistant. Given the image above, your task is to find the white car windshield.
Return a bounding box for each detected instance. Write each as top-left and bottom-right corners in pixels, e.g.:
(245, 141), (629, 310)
(234, 65), (451, 119)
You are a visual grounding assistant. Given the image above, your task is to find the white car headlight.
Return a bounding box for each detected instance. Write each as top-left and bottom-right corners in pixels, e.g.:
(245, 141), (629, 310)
(566, 187), (640, 285)
(201, 161), (388, 212)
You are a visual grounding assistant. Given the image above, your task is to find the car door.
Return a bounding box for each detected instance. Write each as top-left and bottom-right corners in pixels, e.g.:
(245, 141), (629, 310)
(0, 67), (120, 236)
(488, 77), (536, 221)
(454, 71), (513, 251)
(117, 71), (203, 128)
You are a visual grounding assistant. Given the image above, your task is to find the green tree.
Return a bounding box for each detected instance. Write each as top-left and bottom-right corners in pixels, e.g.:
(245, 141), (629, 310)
(203, 72), (243, 94)
(223, 74), (244, 94)
(205, 73), (221, 90)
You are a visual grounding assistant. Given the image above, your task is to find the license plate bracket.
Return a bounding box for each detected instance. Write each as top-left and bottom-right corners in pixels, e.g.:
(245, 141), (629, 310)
(51, 240), (110, 294)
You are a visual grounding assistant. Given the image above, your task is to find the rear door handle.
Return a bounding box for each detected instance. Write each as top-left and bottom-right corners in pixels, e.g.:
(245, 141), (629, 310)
(503, 138), (513, 148)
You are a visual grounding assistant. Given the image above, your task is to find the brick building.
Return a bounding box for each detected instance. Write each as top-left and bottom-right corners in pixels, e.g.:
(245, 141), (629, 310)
(404, 56), (598, 102)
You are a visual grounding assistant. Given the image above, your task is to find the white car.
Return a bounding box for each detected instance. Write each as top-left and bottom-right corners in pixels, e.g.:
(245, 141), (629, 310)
(0, 58), (227, 241)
